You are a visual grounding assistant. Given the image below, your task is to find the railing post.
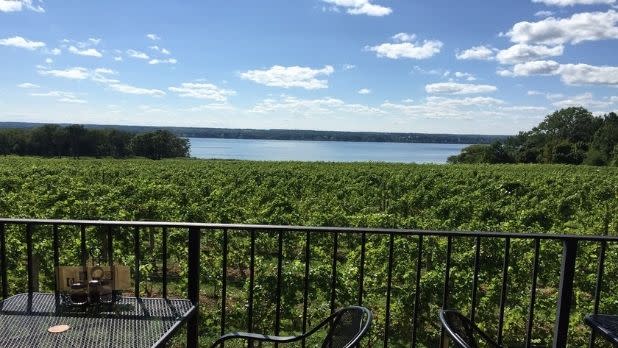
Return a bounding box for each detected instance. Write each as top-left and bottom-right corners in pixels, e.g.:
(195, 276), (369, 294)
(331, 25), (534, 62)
(26, 224), (34, 295)
(553, 239), (578, 348)
(0, 223), (7, 300)
(187, 227), (200, 348)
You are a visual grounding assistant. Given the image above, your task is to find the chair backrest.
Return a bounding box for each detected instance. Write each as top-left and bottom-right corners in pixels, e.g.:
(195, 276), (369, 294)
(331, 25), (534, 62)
(321, 306), (372, 348)
(439, 309), (502, 348)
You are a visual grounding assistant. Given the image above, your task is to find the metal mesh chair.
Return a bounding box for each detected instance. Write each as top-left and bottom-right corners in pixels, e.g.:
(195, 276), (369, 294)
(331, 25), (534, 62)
(439, 309), (502, 348)
(210, 306), (372, 348)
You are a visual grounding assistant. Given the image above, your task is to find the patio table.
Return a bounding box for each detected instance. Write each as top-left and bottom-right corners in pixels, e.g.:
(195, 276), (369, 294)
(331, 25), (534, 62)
(0, 292), (196, 348)
(585, 314), (618, 346)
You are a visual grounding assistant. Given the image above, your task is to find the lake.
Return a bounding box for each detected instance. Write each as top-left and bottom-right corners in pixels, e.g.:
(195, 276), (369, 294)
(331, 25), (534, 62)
(189, 138), (468, 163)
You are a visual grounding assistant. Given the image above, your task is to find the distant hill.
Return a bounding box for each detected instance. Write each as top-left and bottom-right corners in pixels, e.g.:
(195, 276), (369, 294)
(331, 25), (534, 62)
(0, 122), (507, 145)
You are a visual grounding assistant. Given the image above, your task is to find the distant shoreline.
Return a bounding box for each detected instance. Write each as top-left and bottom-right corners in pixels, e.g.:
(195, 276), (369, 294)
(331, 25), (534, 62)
(0, 122), (507, 145)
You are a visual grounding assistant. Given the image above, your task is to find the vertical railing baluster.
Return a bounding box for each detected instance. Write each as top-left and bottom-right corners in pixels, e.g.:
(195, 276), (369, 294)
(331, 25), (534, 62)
(358, 232), (366, 306)
(26, 224), (34, 295)
(162, 227), (167, 299)
(53, 225), (60, 305)
(330, 232), (338, 315)
(498, 237), (511, 346)
(248, 229), (256, 336)
(0, 223), (7, 299)
(411, 235), (423, 348)
(439, 236), (453, 347)
(588, 240), (607, 348)
(526, 238), (541, 348)
(107, 225), (114, 301)
(302, 230), (311, 348)
(553, 239), (578, 348)
(221, 228), (228, 338)
(470, 236), (481, 322)
(321, 231), (340, 347)
(133, 226), (140, 297)
(384, 233), (395, 348)
(187, 227), (201, 348)
(80, 225), (87, 280)
(275, 230), (283, 338)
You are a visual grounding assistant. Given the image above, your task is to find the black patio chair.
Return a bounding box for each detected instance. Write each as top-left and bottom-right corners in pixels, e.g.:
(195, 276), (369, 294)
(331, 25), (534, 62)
(439, 309), (503, 348)
(210, 306), (372, 348)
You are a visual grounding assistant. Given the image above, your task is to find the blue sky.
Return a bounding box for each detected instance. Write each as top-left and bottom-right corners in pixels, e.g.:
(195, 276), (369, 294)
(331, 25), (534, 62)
(1, 0), (617, 134)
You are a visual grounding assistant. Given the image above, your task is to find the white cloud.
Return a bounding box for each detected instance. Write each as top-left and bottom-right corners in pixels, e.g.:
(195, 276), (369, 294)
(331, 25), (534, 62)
(532, 0), (615, 6)
(552, 92), (616, 110)
(90, 68), (119, 84)
(114, 56), (123, 61)
(321, 0), (392, 16)
(168, 82), (236, 102)
(412, 66), (449, 76)
(31, 90), (86, 103)
(455, 45), (495, 60)
(454, 72), (476, 81)
(47, 48), (61, 55)
(342, 64), (356, 70)
(45, 57), (53, 64)
(58, 97), (87, 104)
(87, 38), (101, 46)
(68, 46), (103, 58)
(528, 90), (566, 100)
(108, 83), (165, 97)
(367, 35), (443, 60)
(558, 63), (618, 85)
(249, 95), (384, 115)
(535, 10), (554, 17)
(498, 60), (561, 76)
(38, 67), (90, 80)
(392, 33), (416, 42)
(496, 44), (564, 64)
(240, 65), (335, 90)
(0, 36), (45, 50)
(358, 88), (371, 94)
(18, 82), (39, 88)
(381, 96), (507, 120)
(148, 58), (177, 65)
(506, 10), (618, 45)
(94, 68), (116, 75)
(150, 45), (171, 55)
(499, 60), (618, 85)
(0, 0), (44, 13)
(425, 82), (497, 95)
(126, 49), (150, 60)
(146, 34), (160, 41)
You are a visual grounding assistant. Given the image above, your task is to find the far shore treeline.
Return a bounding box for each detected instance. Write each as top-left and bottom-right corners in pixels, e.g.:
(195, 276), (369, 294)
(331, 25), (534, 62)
(449, 107), (618, 166)
(0, 124), (190, 160)
(0, 122), (506, 145)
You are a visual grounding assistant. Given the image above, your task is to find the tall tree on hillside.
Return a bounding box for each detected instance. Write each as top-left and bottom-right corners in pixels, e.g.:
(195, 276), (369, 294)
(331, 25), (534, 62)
(590, 112), (618, 164)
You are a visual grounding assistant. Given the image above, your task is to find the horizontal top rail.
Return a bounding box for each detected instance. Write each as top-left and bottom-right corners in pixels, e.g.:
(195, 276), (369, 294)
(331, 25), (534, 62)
(1, 218), (616, 242)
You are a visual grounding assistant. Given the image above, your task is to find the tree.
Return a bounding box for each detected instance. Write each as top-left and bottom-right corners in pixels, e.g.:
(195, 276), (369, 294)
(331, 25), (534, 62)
(130, 130), (190, 160)
(532, 107), (601, 144)
(447, 141), (513, 164)
(449, 107), (616, 166)
(590, 112), (618, 163)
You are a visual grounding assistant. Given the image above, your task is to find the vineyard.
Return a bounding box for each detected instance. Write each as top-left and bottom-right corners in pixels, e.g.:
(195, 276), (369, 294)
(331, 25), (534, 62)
(0, 157), (617, 347)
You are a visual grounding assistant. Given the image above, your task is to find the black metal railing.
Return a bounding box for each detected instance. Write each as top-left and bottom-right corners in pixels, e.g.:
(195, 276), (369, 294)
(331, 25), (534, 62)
(0, 218), (617, 347)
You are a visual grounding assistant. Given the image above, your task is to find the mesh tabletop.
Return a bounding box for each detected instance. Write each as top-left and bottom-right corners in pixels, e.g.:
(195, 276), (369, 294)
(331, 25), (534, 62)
(585, 314), (618, 346)
(0, 292), (195, 348)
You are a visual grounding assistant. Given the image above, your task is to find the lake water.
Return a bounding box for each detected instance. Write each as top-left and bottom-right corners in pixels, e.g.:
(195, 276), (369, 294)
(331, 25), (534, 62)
(189, 138), (468, 163)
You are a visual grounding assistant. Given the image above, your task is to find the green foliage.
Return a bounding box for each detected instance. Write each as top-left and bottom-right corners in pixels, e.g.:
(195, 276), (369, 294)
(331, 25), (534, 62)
(0, 158), (617, 347)
(0, 125), (189, 159)
(448, 142), (514, 164)
(451, 107), (618, 166)
(130, 130), (190, 160)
